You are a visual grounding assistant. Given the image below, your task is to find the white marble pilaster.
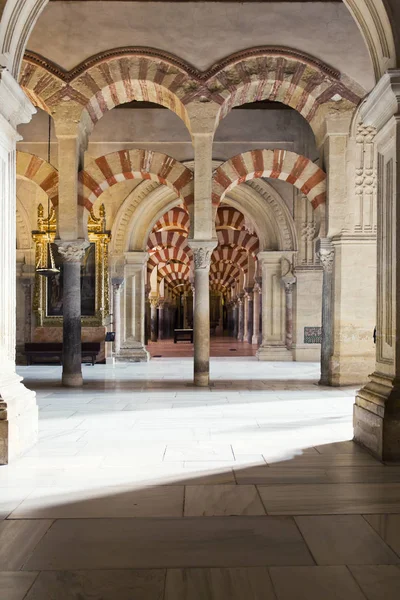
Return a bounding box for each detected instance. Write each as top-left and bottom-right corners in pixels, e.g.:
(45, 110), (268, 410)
(0, 67), (37, 463)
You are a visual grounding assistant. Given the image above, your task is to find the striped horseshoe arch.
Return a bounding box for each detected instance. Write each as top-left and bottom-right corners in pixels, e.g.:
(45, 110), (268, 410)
(79, 149), (194, 211)
(16, 151), (59, 207)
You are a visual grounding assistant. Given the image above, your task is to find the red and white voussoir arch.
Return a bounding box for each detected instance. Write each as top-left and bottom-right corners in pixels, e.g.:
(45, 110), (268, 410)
(212, 149), (326, 220)
(79, 149), (194, 212)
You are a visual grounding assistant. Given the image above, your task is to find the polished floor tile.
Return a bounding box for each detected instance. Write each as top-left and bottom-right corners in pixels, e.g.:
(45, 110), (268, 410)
(23, 517), (314, 570)
(0, 572), (38, 600)
(184, 485), (266, 516)
(349, 565), (400, 600)
(363, 514), (400, 556)
(165, 567), (276, 599)
(0, 520), (53, 570)
(24, 569), (166, 600)
(269, 566), (366, 600)
(258, 483), (400, 514)
(295, 515), (399, 565)
(234, 466), (329, 485)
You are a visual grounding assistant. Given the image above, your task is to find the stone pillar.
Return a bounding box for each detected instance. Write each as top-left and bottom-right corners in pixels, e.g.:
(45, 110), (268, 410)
(245, 288), (253, 344)
(158, 300), (165, 340)
(182, 293), (188, 329)
(0, 69), (38, 464)
(112, 278), (123, 356)
(188, 241), (217, 387)
(21, 278), (33, 343)
(117, 252), (149, 362)
(252, 282), (261, 345)
(354, 72), (400, 460)
(150, 298), (158, 342)
(317, 239), (335, 386)
(282, 275), (296, 350)
(56, 241), (89, 387)
(257, 252), (293, 361)
(237, 294), (244, 342)
(232, 301), (238, 338)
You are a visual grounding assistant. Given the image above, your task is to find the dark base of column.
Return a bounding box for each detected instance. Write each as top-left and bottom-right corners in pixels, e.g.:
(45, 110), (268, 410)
(194, 360), (210, 387)
(354, 372), (400, 461)
(62, 372), (83, 387)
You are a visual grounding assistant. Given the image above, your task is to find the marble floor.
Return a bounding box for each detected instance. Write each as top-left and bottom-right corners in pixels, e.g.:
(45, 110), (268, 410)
(1, 358), (400, 599)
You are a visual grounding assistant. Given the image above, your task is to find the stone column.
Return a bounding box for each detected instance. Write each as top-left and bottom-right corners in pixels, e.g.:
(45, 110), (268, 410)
(150, 297), (158, 342)
(117, 252), (149, 362)
(354, 72), (400, 460)
(245, 288), (253, 344)
(316, 239), (334, 386)
(252, 282), (261, 345)
(257, 252), (293, 361)
(20, 278), (33, 343)
(158, 300), (165, 340)
(56, 241), (89, 387)
(112, 278), (123, 356)
(232, 301), (238, 338)
(282, 275), (296, 350)
(0, 68), (38, 463)
(188, 241), (217, 387)
(251, 282), (261, 346)
(237, 294), (244, 342)
(182, 293), (188, 329)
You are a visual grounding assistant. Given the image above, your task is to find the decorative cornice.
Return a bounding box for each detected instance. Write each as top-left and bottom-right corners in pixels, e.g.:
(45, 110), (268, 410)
(361, 70), (400, 132)
(0, 67), (35, 132)
(24, 45), (342, 84)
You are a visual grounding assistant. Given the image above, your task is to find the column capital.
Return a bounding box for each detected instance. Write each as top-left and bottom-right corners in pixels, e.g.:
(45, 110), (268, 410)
(112, 277), (124, 292)
(188, 240), (217, 270)
(316, 238), (335, 273)
(150, 296), (159, 308)
(56, 239), (89, 263)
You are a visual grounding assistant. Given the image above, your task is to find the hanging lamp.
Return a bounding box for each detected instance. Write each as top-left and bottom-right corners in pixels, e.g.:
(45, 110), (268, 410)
(36, 115), (60, 278)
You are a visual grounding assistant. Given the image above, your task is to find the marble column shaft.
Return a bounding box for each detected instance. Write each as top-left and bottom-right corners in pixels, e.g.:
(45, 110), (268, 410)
(57, 241), (89, 387)
(252, 283), (261, 345)
(158, 301), (165, 340)
(237, 295), (244, 342)
(317, 239), (334, 386)
(189, 241), (217, 387)
(112, 279), (123, 356)
(150, 299), (158, 342)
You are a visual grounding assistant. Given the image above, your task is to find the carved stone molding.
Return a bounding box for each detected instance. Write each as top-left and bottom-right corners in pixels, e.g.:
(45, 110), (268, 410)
(56, 240), (89, 263)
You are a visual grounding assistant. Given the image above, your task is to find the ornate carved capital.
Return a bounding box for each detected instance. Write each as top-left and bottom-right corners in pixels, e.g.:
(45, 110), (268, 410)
(317, 248), (335, 273)
(253, 282), (261, 294)
(188, 240), (217, 270)
(56, 240), (89, 263)
(150, 297), (159, 308)
(0, 399), (7, 421)
(112, 278), (124, 293)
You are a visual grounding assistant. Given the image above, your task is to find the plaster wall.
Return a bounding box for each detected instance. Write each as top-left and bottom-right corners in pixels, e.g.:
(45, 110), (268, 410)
(17, 106), (317, 164)
(26, 1), (374, 91)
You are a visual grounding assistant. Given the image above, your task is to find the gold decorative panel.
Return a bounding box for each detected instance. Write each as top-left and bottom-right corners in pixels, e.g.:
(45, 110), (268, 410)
(33, 205), (110, 327)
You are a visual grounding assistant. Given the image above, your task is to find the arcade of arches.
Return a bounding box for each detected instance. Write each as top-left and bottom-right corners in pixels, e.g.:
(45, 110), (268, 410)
(2, 0), (400, 595)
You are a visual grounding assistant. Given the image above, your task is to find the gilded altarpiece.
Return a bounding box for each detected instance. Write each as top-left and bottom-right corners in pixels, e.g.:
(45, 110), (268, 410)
(32, 204), (110, 326)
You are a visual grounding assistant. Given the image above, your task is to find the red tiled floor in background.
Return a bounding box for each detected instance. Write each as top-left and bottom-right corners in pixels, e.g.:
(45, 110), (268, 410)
(147, 336), (257, 358)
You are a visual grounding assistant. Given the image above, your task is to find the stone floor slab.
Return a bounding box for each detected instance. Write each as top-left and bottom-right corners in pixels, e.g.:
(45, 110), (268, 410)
(0, 572), (38, 600)
(23, 517), (314, 570)
(164, 567), (276, 599)
(258, 483), (400, 514)
(0, 519), (53, 570)
(269, 566), (366, 600)
(295, 515), (399, 565)
(9, 486), (184, 519)
(349, 565), (400, 600)
(184, 485), (266, 516)
(363, 514), (400, 556)
(24, 569), (166, 599)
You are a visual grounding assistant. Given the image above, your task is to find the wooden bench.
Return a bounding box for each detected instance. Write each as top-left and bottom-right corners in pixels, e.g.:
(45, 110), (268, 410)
(24, 342), (100, 366)
(173, 329), (193, 343)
